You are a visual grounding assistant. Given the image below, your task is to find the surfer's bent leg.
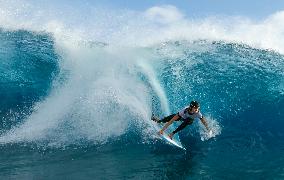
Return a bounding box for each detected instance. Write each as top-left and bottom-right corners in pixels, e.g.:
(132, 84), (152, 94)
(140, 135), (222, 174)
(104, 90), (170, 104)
(172, 119), (193, 134)
(159, 114), (180, 123)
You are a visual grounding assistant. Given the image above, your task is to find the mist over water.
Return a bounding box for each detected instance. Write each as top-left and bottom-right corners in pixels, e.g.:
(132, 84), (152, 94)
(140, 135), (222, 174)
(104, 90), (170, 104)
(1, 1), (284, 179)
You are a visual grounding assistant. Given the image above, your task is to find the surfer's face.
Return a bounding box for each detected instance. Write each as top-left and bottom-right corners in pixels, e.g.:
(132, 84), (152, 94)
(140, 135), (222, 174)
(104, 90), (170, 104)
(190, 107), (199, 113)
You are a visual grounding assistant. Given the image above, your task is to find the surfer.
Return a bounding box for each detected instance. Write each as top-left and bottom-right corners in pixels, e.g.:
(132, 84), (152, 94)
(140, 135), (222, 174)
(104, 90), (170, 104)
(152, 101), (210, 139)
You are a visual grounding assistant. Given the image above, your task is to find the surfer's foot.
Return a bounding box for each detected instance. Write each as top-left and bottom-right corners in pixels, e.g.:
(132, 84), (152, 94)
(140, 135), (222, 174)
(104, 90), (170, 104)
(151, 115), (161, 123)
(168, 133), (174, 140)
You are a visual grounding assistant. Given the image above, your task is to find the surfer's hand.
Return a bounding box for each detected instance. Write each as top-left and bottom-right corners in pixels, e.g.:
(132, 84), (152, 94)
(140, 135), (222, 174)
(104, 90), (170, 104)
(208, 129), (213, 136)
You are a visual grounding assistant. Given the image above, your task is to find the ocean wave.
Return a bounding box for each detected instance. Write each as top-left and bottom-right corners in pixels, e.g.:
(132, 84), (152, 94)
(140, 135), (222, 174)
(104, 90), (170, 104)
(0, 3), (284, 148)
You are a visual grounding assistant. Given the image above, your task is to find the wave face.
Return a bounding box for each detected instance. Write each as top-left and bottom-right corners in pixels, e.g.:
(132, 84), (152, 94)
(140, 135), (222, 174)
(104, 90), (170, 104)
(0, 29), (59, 132)
(1, 2), (284, 179)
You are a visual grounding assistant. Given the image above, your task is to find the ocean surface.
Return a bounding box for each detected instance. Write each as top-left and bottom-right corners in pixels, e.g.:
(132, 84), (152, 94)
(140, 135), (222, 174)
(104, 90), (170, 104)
(1, 2), (284, 179)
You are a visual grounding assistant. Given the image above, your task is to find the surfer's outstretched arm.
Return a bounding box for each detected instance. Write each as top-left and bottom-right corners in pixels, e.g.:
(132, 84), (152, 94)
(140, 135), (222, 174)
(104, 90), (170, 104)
(200, 117), (209, 131)
(159, 114), (180, 134)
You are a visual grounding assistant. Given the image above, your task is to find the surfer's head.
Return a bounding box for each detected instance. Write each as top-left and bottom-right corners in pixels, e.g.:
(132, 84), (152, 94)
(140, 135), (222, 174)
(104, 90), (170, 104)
(190, 101), (199, 108)
(189, 101), (200, 113)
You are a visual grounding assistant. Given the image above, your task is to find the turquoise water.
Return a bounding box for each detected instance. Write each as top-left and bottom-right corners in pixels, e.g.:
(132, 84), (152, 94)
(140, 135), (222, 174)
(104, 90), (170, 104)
(0, 29), (283, 179)
(1, 3), (284, 179)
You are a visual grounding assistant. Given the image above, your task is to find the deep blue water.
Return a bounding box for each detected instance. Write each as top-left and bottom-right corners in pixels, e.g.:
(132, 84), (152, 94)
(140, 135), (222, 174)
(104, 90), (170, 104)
(0, 29), (284, 179)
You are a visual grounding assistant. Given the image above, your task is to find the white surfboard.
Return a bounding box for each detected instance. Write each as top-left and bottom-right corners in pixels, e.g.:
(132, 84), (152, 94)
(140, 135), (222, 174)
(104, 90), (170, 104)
(160, 132), (186, 150)
(151, 116), (186, 150)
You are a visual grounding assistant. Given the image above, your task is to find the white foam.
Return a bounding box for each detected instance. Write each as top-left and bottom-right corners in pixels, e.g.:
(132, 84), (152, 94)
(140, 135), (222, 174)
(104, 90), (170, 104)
(1, 2), (284, 53)
(199, 115), (222, 141)
(0, 41), (153, 145)
(137, 61), (170, 115)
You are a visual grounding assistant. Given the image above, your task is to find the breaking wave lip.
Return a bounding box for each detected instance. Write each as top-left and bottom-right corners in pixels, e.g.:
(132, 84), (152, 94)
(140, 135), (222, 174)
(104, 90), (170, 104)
(1, 1), (284, 53)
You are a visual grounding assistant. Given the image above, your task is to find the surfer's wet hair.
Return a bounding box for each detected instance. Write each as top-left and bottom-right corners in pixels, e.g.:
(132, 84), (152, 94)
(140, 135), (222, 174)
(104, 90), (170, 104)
(189, 101), (199, 108)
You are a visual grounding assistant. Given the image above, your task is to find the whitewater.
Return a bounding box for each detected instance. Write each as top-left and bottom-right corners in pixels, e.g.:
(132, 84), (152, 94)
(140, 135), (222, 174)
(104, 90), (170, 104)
(0, 1), (284, 179)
